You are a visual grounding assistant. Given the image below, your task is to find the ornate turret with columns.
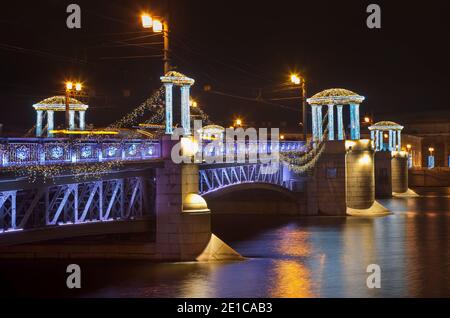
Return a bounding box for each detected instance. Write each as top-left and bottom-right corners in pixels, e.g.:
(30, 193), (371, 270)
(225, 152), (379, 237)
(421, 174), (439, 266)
(368, 121), (404, 152)
(33, 96), (88, 137)
(160, 71), (195, 135)
(307, 88), (365, 142)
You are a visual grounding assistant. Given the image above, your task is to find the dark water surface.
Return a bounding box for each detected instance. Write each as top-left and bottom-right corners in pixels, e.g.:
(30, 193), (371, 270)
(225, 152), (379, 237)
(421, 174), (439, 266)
(0, 187), (449, 298)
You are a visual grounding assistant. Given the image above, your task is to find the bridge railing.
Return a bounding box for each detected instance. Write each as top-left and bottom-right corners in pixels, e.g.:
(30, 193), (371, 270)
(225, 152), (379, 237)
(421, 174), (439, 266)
(200, 140), (306, 161)
(0, 138), (161, 168)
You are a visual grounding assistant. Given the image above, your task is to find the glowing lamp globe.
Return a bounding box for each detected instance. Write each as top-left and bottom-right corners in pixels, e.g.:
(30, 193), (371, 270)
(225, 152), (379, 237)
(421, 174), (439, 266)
(141, 14), (153, 28)
(290, 74), (301, 85)
(153, 19), (163, 32)
(181, 137), (199, 157)
(182, 193), (210, 213)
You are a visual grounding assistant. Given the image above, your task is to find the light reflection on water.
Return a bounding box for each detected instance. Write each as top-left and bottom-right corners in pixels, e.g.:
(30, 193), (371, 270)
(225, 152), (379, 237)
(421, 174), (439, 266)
(0, 188), (449, 298)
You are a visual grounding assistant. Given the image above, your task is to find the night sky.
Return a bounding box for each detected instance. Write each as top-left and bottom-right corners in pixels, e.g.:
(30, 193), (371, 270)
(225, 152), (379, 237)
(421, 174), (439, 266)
(1, 0), (449, 133)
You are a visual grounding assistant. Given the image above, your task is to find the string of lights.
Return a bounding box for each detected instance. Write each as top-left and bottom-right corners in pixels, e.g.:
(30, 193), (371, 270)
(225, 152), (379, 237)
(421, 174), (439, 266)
(108, 87), (165, 129)
(279, 115), (329, 173)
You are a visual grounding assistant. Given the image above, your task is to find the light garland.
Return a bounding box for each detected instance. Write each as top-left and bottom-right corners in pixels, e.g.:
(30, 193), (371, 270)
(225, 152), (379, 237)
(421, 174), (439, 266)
(108, 87), (165, 129)
(307, 88), (365, 105)
(280, 115), (330, 174)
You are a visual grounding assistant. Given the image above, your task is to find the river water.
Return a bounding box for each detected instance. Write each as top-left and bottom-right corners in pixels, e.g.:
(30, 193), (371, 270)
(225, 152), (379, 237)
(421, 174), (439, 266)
(0, 187), (449, 298)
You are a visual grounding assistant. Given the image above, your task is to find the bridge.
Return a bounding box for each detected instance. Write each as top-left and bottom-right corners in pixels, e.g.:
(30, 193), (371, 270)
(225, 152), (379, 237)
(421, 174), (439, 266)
(0, 72), (410, 261)
(0, 137), (302, 233)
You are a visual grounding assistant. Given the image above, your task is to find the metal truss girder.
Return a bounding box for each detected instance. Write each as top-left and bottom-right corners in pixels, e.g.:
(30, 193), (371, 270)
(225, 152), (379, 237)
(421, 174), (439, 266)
(0, 191), (16, 230)
(77, 182), (102, 223)
(103, 179), (124, 221)
(0, 175), (153, 234)
(198, 163), (284, 195)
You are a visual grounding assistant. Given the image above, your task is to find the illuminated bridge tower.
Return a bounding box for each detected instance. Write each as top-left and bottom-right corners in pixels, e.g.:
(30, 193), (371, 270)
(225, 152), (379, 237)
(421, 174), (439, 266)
(160, 71), (195, 135)
(33, 96), (88, 137)
(368, 121), (404, 152)
(306, 89), (390, 215)
(306, 89), (365, 142)
(369, 121), (409, 196)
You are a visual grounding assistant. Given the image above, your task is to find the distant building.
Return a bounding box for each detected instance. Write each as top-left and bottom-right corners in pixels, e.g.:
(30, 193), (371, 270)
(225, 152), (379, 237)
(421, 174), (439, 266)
(376, 110), (450, 168)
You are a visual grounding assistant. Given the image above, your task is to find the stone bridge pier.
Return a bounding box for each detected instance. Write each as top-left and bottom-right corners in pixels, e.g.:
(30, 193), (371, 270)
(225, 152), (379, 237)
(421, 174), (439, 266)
(156, 136), (240, 261)
(155, 136), (211, 261)
(305, 141), (347, 216)
(286, 139), (387, 216)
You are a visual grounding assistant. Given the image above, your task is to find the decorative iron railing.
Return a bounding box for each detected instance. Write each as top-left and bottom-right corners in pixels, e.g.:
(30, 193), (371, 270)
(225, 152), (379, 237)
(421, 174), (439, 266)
(200, 140), (306, 161)
(0, 138), (161, 168)
(0, 138), (304, 168)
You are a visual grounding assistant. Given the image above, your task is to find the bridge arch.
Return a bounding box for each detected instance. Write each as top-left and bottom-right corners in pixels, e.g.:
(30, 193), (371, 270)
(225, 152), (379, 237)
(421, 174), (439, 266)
(202, 182), (297, 200)
(202, 182), (302, 215)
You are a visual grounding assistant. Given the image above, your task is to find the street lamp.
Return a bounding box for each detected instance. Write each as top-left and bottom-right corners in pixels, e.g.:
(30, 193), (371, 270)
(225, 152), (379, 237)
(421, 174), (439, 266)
(235, 118), (242, 127)
(428, 147), (435, 169)
(141, 14), (153, 28)
(140, 12), (170, 74)
(290, 73), (307, 141)
(190, 99), (198, 108)
(290, 74), (301, 85)
(65, 81), (82, 130)
(406, 144), (413, 168)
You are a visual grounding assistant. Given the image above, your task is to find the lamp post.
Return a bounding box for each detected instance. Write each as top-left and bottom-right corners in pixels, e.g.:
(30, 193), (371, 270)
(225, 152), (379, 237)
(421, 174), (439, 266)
(290, 74), (307, 141)
(428, 147), (435, 169)
(406, 144), (412, 168)
(141, 12), (170, 74)
(65, 81), (82, 130)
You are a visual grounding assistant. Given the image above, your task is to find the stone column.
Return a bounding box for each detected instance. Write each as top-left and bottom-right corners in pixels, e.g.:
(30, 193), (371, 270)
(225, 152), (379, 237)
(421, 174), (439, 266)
(379, 131), (383, 150)
(164, 83), (173, 135)
(69, 110), (76, 130)
(376, 131), (379, 150)
(350, 104), (360, 140)
(47, 110), (54, 137)
(392, 130), (397, 151)
(397, 130), (401, 151)
(311, 105), (318, 141)
(317, 105), (323, 141)
(370, 130), (375, 150)
(337, 105), (344, 140)
(388, 130), (393, 151)
(180, 85), (191, 135)
(79, 111), (86, 130)
(327, 104), (334, 140)
(36, 110), (43, 137)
